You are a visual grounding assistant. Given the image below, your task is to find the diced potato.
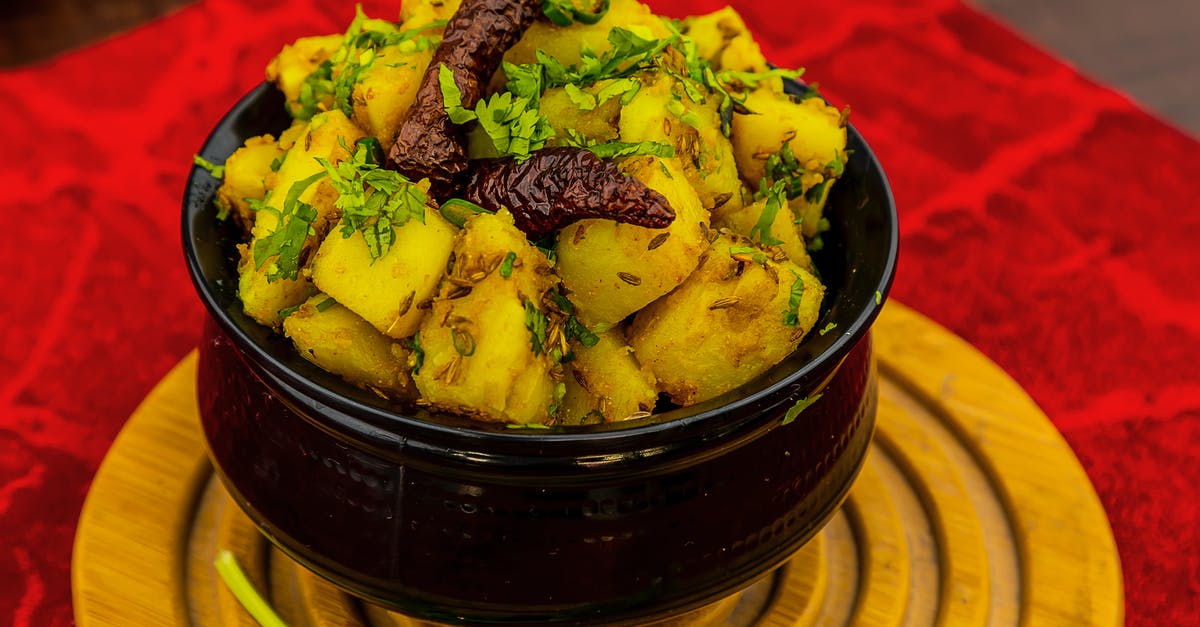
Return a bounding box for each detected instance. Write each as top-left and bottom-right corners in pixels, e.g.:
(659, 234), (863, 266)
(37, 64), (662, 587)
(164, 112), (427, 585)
(618, 72), (743, 215)
(283, 294), (411, 396)
(311, 210), (457, 339)
(629, 231), (824, 406)
(556, 156), (709, 326)
(560, 330), (658, 425)
(683, 7), (771, 75)
(351, 46), (434, 146)
(714, 194), (815, 272)
(400, 0), (463, 30)
(731, 88), (847, 188)
(238, 111), (365, 329)
(413, 211), (561, 425)
(216, 134), (283, 227)
(504, 0), (670, 68)
(266, 34), (343, 115)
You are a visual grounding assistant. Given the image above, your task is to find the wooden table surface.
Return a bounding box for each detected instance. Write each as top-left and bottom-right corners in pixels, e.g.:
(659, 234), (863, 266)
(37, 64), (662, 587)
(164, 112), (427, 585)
(2, 0), (1197, 134)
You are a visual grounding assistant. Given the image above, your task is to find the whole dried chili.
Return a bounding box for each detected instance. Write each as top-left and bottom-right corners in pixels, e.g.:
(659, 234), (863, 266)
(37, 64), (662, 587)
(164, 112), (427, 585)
(387, 0), (543, 197)
(462, 147), (675, 239)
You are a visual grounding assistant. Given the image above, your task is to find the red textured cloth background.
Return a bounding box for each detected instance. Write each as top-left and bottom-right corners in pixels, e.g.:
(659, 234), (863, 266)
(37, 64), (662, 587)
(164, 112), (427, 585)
(0, 0), (1196, 624)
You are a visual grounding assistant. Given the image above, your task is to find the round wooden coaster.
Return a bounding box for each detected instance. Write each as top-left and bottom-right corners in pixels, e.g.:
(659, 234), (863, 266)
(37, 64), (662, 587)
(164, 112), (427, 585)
(72, 303), (1123, 626)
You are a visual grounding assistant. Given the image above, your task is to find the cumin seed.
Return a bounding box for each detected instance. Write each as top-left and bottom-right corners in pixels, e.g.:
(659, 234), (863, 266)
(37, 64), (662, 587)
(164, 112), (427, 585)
(708, 297), (741, 310)
(647, 232), (670, 250)
(617, 272), (642, 286)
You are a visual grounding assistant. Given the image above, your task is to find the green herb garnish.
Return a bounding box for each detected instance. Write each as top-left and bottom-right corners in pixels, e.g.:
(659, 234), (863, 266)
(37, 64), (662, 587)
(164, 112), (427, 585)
(405, 332), (424, 375)
(783, 270), (805, 327)
(193, 155), (225, 179)
(250, 170), (325, 282)
(818, 322), (837, 336)
(541, 0), (610, 26)
(560, 129), (675, 159)
(499, 251), (518, 279)
(294, 9), (443, 120)
(524, 298), (549, 356)
(439, 64), (554, 162)
(781, 393), (823, 425)
(438, 198), (491, 228)
(750, 180), (788, 246)
(315, 296), (337, 312)
(214, 550), (287, 627)
(316, 138), (429, 261)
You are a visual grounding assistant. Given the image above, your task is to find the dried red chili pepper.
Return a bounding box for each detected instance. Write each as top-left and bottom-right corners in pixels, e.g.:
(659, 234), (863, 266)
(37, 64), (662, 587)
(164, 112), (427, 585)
(388, 0), (543, 196)
(462, 147), (676, 239)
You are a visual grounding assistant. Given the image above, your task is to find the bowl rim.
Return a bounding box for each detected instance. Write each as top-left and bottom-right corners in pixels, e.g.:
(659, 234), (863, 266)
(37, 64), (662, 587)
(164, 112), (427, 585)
(182, 81), (898, 456)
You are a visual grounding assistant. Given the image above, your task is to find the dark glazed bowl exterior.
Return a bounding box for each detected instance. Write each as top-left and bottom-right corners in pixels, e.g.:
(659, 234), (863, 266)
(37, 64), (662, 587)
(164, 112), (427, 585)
(183, 83), (898, 625)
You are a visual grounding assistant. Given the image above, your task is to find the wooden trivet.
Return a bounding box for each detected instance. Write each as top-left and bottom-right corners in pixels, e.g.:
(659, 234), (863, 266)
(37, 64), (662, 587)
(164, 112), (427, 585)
(72, 303), (1123, 626)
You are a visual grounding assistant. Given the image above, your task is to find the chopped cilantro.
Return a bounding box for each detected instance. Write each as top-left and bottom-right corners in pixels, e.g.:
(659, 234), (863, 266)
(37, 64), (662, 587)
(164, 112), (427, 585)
(438, 198), (491, 228)
(503, 62), (546, 100)
(307, 138), (428, 262)
(750, 180), (788, 246)
(293, 10), (443, 121)
(278, 302), (304, 320)
(538, 27), (671, 89)
(214, 550), (286, 627)
(781, 393), (823, 425)
(524, 299), (549, 356)
(439, 64), (554, 162)
(818, 322), (837, 336)
(783, 270), (805, 327)
(315, 296), (337, 312)
(405, 332), (424, 375)
(269, 155), (284, 172)
(499, 251), (518, 278)
(560, 129), (675, 159)
(193, 155), (225, 179)
(565, 316), (599, 348)
(251, 170), (325, 282)
(541, 0), (610, 26)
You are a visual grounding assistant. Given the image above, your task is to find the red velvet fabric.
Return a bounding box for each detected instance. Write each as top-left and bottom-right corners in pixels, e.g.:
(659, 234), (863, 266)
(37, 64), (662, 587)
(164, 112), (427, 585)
(0, 0), (1195, 624)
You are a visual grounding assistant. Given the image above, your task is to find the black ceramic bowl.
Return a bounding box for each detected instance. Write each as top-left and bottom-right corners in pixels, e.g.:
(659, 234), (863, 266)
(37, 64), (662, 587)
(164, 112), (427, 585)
(183, 81), (897, 625)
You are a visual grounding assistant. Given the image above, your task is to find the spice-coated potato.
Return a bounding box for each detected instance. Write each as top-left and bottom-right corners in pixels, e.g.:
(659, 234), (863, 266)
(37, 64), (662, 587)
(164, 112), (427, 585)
(311, 209), (457, 340)
(413, 211), (561, 425)
(618, 72), (744, 216)
(683, 7), (770, 75)
(215, 134), (283, 228)
(238, 111), (364, 329)
(714, 194), (815, 272)
(352, 46), (434, 146)
(560, 330), (658, 425)
(504, 0), (670, 69)
(555, 156), (708, 326)
(282, 293), (411, 396)
(731, 88), (846, 188)
(400, 0), (463, 29)
(267, 35), (343, 118)
(629, 232), (824, 406)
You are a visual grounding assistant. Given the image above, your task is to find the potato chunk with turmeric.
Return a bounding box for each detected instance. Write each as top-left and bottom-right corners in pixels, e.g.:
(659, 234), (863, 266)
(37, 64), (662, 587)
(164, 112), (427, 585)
(629, 232), (824, 406)
(414, 211), (562, 425)
(282, 293), (411, 396)
(237, 111), (364, 329)
(560, 330), (658, 425)
(555, 156), (709, 326)
(215, 134), (284, 227)
(311, 210), (457, 340)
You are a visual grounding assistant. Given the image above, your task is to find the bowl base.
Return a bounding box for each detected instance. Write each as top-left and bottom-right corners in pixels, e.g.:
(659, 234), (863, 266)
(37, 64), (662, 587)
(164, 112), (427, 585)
(72, 303), (1122, 626)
